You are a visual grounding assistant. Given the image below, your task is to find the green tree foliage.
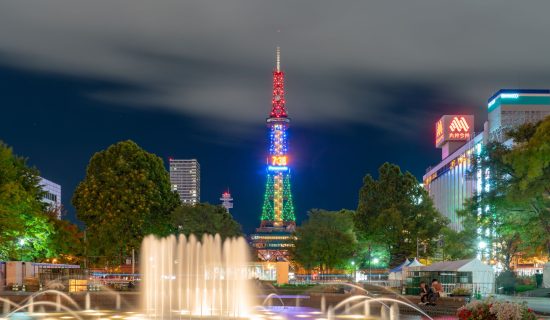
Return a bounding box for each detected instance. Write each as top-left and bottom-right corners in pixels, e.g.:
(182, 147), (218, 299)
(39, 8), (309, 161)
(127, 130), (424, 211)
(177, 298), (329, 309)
(459, 117), (550, 267)
(44, 207), (85, 264)
(355, 163), (447, 268)
(291, 209), (357, 272)
(72, 140), (179, 264)
(439, 226), (476, 261)
(459, 141), (523, 270)
(0, 141), (55, 261)
(505, 116), (550, 256)
(171, 203), (242, 238)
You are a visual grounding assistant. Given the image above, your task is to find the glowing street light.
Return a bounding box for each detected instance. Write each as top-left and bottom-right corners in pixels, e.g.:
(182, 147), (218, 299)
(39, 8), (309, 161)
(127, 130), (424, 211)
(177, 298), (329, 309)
(478, 241), (487, 250)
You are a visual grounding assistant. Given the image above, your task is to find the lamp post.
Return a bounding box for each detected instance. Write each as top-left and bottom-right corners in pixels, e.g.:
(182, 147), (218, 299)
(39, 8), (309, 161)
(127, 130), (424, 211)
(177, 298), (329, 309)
(351, 261), (356, 282)
(368, 245), (372, 283)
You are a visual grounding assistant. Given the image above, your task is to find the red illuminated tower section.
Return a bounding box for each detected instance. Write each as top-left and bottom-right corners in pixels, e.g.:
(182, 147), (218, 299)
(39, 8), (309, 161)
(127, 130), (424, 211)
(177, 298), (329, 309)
(251, 47), (296, 262)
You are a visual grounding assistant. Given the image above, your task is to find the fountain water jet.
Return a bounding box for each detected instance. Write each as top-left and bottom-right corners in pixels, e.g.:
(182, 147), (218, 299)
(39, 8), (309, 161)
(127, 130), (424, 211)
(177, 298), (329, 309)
(141, 234), (254, 318)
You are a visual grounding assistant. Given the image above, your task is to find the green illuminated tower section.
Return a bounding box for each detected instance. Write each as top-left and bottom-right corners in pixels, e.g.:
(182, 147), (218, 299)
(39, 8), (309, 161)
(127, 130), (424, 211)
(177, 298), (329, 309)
(260, 47), (296, 228)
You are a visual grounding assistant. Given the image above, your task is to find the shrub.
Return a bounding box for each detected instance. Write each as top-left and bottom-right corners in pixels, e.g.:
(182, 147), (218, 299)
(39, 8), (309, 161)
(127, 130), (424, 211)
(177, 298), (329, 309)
(457, 297), (536, 320)
(452, 287), (472, 296)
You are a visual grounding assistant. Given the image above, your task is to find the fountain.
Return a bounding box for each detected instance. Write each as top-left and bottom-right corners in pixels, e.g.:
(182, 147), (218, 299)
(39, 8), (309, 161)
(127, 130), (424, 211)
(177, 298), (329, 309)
(0, 234), (441, 320)
(141, 233), (254, 318)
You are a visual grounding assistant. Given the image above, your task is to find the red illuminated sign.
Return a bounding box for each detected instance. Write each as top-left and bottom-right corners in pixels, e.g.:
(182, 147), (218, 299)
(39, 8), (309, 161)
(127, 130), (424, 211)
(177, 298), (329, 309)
(449, 116), (470, 132)
(435, 115), (474, 147)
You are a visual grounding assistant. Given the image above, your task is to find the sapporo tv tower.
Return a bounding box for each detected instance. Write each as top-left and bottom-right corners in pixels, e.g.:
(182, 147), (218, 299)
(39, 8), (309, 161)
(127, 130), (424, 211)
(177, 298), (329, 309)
(251, 47), (296, 262)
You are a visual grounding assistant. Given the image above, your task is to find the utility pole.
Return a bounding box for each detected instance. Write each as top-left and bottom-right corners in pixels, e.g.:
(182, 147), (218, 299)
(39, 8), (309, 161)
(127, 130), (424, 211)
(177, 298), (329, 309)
(416, 238), (419, 259)
(132, 248), (135, 280)
(368, 245), (372, 283)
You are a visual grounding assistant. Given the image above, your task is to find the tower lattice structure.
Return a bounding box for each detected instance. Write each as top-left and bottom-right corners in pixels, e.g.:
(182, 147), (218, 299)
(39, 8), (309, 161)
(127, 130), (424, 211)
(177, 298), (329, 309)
(260, 46), (296, 229)
(251, 47), (296, 262)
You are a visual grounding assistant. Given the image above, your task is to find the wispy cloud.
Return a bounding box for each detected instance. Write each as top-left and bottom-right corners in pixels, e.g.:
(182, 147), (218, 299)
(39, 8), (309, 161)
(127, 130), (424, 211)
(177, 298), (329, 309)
(1, 0), (550, 137)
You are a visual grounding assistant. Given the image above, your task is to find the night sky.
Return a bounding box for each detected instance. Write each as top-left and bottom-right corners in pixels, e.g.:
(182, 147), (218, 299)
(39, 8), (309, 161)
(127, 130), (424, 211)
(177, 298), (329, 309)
(2, 1), (550, 234)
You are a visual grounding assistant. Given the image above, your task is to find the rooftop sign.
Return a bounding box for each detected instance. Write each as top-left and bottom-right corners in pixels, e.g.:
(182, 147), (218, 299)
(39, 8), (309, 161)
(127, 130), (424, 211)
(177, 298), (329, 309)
(435, 115), (474, 147)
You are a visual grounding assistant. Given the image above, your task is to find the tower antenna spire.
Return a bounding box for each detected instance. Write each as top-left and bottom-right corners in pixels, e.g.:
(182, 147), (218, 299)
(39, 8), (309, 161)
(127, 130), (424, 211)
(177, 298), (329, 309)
(276, 46), (281, 72)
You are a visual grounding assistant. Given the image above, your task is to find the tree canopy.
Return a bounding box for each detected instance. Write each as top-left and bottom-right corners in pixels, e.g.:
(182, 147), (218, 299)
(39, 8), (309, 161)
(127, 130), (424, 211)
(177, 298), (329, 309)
(504, 117), (550, 256)
(171, 203), (242, 238)
(291, 209), (357, 272)
(0, 141), (56, 261)
(73, 140), (180, 264)
(355, 162), (447, 268)
(458, 116), (550, 268)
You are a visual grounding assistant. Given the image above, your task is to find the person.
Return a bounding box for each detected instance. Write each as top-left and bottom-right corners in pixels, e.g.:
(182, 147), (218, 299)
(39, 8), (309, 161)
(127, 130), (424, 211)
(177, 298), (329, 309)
(535, 270), (543, 288)
(419, 281), (429, 305)
(428, 279), (443, 305)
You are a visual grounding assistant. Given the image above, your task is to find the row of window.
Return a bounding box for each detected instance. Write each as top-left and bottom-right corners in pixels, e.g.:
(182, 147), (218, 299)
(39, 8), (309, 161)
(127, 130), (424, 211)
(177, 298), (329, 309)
(43, 192), (58, 202)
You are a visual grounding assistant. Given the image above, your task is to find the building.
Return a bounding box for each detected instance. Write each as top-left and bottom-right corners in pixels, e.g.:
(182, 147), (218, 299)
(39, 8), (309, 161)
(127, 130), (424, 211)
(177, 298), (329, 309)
(424, 89), (550, 261)
(487, 89), (550, 142)
(39, 177), (61, 218)
(169, 159), (200, 205)
(250, 47), (296, 262)
(220, 191), (233, 212)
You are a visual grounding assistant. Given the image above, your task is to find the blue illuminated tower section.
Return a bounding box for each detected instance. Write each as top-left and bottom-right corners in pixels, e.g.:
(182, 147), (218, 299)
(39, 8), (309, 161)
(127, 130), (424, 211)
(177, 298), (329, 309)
(260, 47), (296, 229)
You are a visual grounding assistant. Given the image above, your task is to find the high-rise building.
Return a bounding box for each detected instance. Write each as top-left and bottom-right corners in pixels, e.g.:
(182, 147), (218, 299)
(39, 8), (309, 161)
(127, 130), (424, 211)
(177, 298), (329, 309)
(250, 47), (296, 262)
(169, 159), (200, 205)
(39, 177), (61, 218)
(424, 89), (550, 263)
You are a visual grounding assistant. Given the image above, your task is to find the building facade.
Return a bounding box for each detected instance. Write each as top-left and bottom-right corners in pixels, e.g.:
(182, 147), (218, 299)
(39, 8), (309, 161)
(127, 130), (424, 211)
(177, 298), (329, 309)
(39, 177), (61, 218)
(169, 159), (200, 205)
(250, 47), (296, 262)
(424, 89), (550, 262)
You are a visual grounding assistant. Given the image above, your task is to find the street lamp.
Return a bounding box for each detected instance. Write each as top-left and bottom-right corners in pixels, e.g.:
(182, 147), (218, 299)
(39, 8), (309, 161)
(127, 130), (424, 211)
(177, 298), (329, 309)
(478, 241), (487, 262)
(351, 261), (356, 282)
(478, 241), (487, 249)
(368, 245), (372, 283)
(18, 238), (26, 261)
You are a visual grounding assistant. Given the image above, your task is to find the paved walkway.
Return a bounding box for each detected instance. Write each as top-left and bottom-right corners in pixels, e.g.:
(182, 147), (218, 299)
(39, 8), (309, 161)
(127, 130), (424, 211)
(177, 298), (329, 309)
(494, 294), (550, 314)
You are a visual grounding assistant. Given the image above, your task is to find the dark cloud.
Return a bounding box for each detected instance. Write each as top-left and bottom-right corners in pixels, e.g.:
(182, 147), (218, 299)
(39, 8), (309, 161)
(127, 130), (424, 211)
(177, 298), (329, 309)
(1, 0), (550, 137)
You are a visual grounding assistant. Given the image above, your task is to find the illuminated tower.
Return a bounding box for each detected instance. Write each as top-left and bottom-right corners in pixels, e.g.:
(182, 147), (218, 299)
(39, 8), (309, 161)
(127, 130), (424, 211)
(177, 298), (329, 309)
(251, 47), (296, 262)
(261, 46), (296, 229)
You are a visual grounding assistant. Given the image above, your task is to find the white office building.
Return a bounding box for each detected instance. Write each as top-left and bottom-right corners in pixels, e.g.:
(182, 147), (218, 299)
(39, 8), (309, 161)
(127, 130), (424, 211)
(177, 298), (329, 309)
(39, 177), (61, 218)
(169, 159), (200, 205)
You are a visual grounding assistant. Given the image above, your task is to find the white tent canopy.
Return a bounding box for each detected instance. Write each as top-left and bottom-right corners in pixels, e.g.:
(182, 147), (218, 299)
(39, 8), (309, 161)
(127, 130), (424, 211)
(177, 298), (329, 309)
(407, 258), (423, 268)
(421, 258), (494, 294)
(543, 262), (550, 288)
(389, 258), (424, 282)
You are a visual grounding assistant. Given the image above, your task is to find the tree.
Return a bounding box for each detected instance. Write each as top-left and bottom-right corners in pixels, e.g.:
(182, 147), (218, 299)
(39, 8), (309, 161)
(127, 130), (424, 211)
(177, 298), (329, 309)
(440, 226), (476, 261)
(505, 116), (550, 256)
(43, 207), (85, 264)
(459, 118), (550, 269)
(171, 203), (242, 238)
(291, 209), (357, 272)
(459, 141), (523, 270)
(72, 140), (180, 265)
(355, 162), (447, 268)
(0, 141), (56, 261)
